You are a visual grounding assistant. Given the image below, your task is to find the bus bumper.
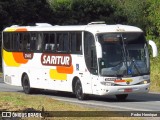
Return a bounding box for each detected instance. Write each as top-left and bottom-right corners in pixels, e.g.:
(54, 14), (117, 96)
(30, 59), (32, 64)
(97, 83), (150, 96)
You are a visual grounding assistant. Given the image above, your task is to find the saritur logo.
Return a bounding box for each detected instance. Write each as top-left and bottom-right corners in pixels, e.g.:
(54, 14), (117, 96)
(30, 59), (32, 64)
(41, 53), (72, 67)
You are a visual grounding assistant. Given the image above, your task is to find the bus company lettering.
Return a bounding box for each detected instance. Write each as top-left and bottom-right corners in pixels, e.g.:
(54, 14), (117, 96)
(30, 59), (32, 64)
(41, 53), (72, 67)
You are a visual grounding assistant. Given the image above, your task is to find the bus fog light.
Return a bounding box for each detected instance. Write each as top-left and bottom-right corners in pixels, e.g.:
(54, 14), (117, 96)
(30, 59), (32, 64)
(144, 80), (150, 84)
(140, 80), (150, 84)
(144, 80), (147, 84)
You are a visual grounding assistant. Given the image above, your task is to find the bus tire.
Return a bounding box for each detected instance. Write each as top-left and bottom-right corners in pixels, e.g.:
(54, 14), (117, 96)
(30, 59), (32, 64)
(116, 94), (128, 101)
(22, 74), (33, 94)
(74, 79), (87, 100)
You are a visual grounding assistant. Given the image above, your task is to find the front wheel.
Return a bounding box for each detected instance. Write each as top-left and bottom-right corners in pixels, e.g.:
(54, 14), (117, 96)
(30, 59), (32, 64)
(116, 94), (128, 101)
(74, 79), (87, 100)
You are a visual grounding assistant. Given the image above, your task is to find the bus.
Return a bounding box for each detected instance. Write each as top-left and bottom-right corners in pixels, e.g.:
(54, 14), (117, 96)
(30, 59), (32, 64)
(2, 22), (158, 101)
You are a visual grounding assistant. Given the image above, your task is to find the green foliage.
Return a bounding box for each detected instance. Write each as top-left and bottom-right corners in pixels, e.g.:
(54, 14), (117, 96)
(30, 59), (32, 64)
(117, 0), (150, 29)
(0, 0), (54, 30)
(47, 0), (124, 24)
(48, 0), (73, 24)
(71, 0), (117, 24)
(147, 0), (160, 36)
(48, 0), (72, 10)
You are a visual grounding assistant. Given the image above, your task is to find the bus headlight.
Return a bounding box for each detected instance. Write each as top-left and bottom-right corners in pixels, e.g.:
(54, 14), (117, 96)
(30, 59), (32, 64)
(100, 82), (114, 86)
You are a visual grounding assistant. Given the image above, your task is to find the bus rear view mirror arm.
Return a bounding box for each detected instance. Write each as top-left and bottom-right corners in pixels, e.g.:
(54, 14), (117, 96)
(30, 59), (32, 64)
(148, 40), (158, 57)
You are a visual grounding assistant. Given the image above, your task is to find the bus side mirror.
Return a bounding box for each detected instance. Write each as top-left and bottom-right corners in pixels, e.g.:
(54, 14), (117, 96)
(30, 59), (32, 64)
(148, 40), (158, 57)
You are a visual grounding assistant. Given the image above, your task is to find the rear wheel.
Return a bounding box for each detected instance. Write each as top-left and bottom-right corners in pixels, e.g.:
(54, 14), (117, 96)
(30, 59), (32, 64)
(116, 94), (128, 101)
(74, 79), (87, 100)
(22, 74), (33, 94)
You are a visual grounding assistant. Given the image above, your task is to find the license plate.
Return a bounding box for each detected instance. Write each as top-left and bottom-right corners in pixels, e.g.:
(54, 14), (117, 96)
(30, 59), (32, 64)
(124, 88), (132, 92)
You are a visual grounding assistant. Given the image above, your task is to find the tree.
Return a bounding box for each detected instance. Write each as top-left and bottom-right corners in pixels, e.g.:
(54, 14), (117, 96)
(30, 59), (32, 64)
(147, 0), (160, 37)
(47, 0), (125, 25)
(0, 0), (12, 30)
(116, 0), (151, 30)
(0, 0), (54, 31)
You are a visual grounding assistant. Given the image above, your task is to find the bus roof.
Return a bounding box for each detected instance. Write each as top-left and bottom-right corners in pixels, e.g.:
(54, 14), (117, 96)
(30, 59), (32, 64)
(3, 22), (143, 33)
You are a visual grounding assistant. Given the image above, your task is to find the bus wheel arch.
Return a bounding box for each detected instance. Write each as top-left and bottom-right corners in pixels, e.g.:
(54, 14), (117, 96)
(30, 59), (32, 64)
(21, 73), (33, 94)
(72, 77), (88, 100)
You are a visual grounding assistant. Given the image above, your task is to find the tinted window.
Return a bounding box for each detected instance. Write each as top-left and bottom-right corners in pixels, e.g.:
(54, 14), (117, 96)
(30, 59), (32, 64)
(70, 32), (82, 53)
(3, 31), (82, 54)
(44, 33), (56, 52)
(3, 32), (11, 50)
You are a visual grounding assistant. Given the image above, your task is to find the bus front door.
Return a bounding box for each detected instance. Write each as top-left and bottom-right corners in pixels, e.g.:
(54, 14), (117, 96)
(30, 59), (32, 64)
(91, 73), (99, 95)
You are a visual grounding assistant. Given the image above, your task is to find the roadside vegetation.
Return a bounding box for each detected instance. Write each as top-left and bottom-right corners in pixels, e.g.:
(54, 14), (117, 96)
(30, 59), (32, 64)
(150, 56), (160, 92)
(0, 92), (142, 120)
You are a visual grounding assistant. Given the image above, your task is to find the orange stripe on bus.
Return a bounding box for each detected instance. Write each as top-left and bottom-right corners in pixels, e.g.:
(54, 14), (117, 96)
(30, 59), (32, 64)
(114, 80), (126, 83)
(15, 28), (27, 32)
(57, 65), (73, 74)
(12, 52), (28, 64)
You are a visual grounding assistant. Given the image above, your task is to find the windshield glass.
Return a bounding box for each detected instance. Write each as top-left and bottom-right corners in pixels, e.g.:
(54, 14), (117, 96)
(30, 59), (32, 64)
(98, 32), (149, 77)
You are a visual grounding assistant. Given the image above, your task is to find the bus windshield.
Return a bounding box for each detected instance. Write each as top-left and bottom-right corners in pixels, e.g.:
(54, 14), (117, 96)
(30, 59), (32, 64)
(98, 32), (149, 77)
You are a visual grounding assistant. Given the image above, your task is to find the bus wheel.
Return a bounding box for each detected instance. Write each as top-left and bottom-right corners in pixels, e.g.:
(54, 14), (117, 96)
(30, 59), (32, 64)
(116, 94), (128, 101)
(22, 74), (33, 94)
(75, 79), (87, 100)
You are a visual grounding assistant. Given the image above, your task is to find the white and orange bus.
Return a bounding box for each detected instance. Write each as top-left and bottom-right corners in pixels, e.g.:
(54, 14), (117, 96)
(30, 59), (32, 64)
(2, 22), (158, 101)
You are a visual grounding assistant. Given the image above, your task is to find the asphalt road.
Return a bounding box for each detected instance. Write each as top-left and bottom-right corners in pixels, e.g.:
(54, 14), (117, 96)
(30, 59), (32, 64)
(1, 78), (160, 111)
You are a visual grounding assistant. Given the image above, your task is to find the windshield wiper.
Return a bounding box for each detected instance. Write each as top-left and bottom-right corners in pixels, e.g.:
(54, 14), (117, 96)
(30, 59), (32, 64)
(118, 34), (128, 76)
(129, 59), (141, 75)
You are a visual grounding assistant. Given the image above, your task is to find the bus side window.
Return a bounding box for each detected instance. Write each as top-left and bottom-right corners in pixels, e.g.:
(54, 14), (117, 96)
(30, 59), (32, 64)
(9, 33), (15, 51)
(63, 33), (69, 52)
(57, 32), (69, 52)
(70, 32), (82, 54)
(76, 32), (82, 52)
(50, 33), (56, 51)
(23, 33), (30, 51)
(12, 33), (19, 50)
(44, 33), (55, 52)
(3, 32), (11, 50)
(18, 33), (23, 51)
(37, 33), (43, 51)
(57, 33), (63, 52)
(44, 33), (49, 51)
(70, 33), (76, 52)
(4, 32), (27, 52)
(30, 33), (37, 51)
